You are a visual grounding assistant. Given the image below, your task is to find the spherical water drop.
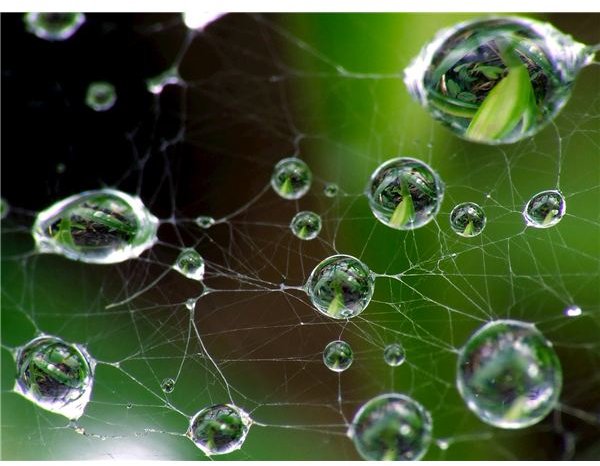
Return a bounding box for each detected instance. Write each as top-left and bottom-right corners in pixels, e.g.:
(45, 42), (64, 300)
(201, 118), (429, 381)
(290, 211), (322, 241)
(195, 215), (215, 229)
(323, 340), (353, 372)
(404, 17), (594, 144)
(450, 202), (486, 237)
(14, 335), (95, 420)
(24, 13), (85, 41)
(349, 393), (432, 461)
(271, 158), (312, 200)
(383, 343), (406, 367)
(324, 183), (339, 197)
(32, 189), (159, 264)
(174, 249), (205, 281)
(187, 404), (252, 455)
(523, 189), (565, 228)
(306, 254), (375, 319)
(161, 377), (175, 394)
(457, 319), (562, 429)
(86, 81), (117, 112)
(366, 157), (444, 230)
(185, 298), (197, 311)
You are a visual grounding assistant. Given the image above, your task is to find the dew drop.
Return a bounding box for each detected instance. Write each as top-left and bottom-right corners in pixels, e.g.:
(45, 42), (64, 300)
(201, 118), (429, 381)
(271, 158), (312, 200)
(404, 17), (594, 144)
(174, 249), (205, 281)
(161, 377), (175, 394)
(523, 189), (565, 228)
(323, 340), (353, 372)
(324, 183), (339, 198)
(383, 343), (406, 367)
(14, 335), (95, 420)
(306, 254), (375, 320)
(146, 67), (181, 95)
(182, 11), (225, 30)
(195, 215), (215, 229)
(564, 305), (582, 317)
(290, 211), (322, 241)
(457, 319), (562, 429)
(32, 189), (159, 264)
(86, 81), (117, 112)
(366, 157), (444, 230)
(450, 202), (486, 237)
(349, 393), (432, 461)
(187, 403), (252, 455)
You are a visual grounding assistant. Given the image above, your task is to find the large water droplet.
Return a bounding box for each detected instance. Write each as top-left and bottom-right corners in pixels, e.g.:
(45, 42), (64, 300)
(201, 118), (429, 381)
(32, 189), (159, 264)
(457, 319), (562, 429)
(349, 393), (432, 461)
(290, 211), (322, 241)
(306, 254), (374, 320)
(404, 17), (594, 144)
(366, 157), (444, 230)
(523, 189), (565, 228)
(23, 13), (85, 41)
(14, 335), (95, 420)
(271, 158), (312, 200)
(323, 340), (354, 372)
(187, 404), (252, 456)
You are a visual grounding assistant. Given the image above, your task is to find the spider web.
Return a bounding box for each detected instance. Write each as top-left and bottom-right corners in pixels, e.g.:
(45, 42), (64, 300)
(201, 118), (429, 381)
(1, 12), (600, 460)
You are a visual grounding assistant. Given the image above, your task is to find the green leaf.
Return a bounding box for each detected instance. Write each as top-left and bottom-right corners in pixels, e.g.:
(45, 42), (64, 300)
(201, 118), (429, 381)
(280, 177), (293, 196)
(466, 59), (536, 142)
(457, 91), (476, 102)
(389, 179), (415, 228)
(446, 78), (460, 98)
(476, 65), (503, 80)
(327, 291), (345, 317)
(463, 220), (475, 237)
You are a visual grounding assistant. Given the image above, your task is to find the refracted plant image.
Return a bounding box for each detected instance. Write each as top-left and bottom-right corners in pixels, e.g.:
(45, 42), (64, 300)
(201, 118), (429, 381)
(1, 12), (599, 461)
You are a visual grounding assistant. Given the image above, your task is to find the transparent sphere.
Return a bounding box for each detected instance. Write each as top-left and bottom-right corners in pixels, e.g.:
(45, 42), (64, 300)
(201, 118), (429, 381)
(195, 215), (216, 229)
(450, 202), (486, 237)
(383, 343), (406, 367)
(306, 254), (375, 319)
(187, 404), (252, 456)
(23, 13), (85, 41)
(86, 82), (117, 112)
(270, 158), (312, 200)
(323, 340), (354, 372)
(14, 335), (95, 420)
(324, 183), (339, 198)
(457, 319), (562, 429)
(290, 211), (322, 241)
(523, 190), (565, 228)
(349, 393), (433, 461)
(404, 17), (594, 144)
(32, 189), (159, 264)
(366, 157), (444, 230)
(174, 249), (205, 281)
(161, 377), (175, 393)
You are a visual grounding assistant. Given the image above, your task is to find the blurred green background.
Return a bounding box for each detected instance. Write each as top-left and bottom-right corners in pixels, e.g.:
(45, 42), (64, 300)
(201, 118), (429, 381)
(1, 12), (599, 460)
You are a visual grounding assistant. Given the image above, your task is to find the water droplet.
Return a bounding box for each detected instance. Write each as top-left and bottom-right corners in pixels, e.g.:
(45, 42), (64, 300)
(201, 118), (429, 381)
(195, 215), (215, 229)
(185, 298), (197, 311)
(323, 340), (353, 372)
(32, 189), (159, 264)
(457, 319), (562, 429)
(349, 393), (432, 461)
(564, 305), (582, 317)
(450, 202), (486, 237)
(161, 377), (175, 394)
(366, 157), (444, 230)
(86, 81), (117, 112)
(271, 158), (312, 200)
(383, 343), (406, 367)
(290, 211), (322, 241)
(126, 402), (133, 409)
(174, 249), (205, 281)
(14, 335), (95, 420)
(306, 254), (374, 320)
(324, 183), (339, 198)
(405, 17), (594, 144)
(187, 404), (252, 455)
(182, 12), (225, 30)
(146, 68), (181, 95)
(23, 13), (85, 41)
(523, 189), (565, 228)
